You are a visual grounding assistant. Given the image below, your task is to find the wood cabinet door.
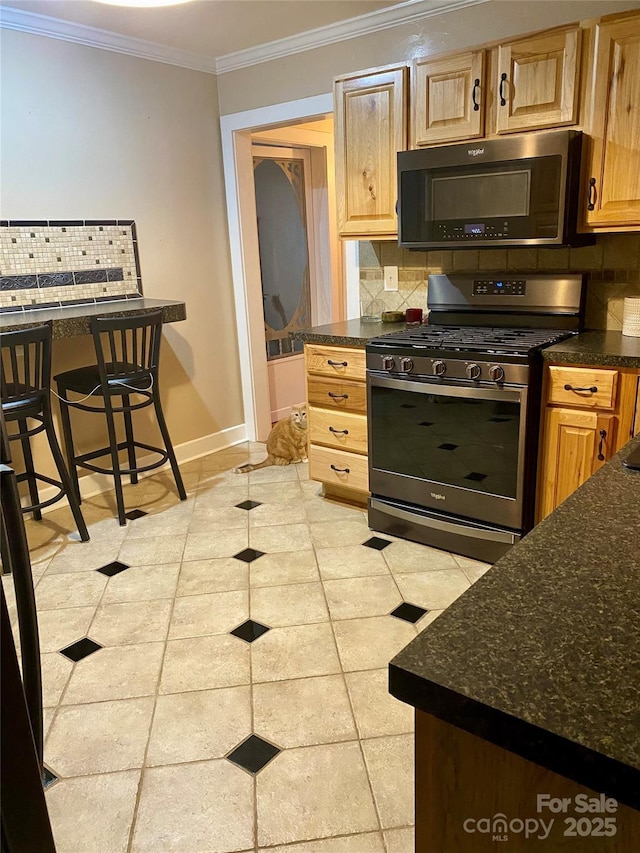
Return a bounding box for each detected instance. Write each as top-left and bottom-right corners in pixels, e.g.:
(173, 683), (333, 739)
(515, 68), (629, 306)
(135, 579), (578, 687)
(539, 408), (616, 519)
(334, 66), (407, 237)
(412, 51), (485, 146)
(583, 15), (640, 228)
(495, 28), (580, 133)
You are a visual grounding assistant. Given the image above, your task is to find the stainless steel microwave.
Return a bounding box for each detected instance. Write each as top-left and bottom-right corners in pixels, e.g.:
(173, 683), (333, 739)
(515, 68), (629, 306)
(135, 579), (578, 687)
(397, 130), (592, 249)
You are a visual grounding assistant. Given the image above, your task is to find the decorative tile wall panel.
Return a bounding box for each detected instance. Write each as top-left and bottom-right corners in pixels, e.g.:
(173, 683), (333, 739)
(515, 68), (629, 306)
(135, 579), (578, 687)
(0, 220), (141, 312)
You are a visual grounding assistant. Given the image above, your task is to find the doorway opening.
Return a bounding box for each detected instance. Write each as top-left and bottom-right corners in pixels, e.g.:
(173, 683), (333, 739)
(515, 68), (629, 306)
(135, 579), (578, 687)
(220, 95), (345, 441)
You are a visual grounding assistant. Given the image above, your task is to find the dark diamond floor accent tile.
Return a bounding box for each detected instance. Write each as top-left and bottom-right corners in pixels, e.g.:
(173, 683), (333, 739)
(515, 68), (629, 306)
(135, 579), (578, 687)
(233, 547), (265, 563)
(438, 443), (458, 451)
(488, 417), (510, 423)
(362, 536), (392, 551)
(391, 602), (428, 624)
(59, 637), (103, 662)
(400, 404), (416, 409)
(465, 471), (487, 482)
(227, 734), (280, 774)
(235, 500), (262, 511)
(230, 620), (270, 643)
(125, 509), (148, 520)
(42, 766), (58, 789)
(419, 421), (434, 427)
(97, 560), (130, 577)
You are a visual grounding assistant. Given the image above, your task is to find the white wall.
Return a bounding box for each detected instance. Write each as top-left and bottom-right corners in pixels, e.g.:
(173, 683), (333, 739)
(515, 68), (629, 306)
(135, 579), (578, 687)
(0, 29), (243, 482)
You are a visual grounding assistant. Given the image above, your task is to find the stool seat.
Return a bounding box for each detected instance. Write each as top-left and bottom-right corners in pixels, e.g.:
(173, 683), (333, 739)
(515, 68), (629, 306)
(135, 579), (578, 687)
(55, 363), (152, 396)
(1, 323), (89, 542)
(55, 311), (186, 526)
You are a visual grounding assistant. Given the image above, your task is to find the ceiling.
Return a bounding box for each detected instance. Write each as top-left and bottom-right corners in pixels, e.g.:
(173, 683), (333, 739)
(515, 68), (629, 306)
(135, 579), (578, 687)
(1, 0), (406, 60)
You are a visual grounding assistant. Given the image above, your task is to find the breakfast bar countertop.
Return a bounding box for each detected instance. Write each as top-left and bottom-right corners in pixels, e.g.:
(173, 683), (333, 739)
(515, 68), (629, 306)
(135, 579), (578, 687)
(389, 434), (640, 811)
(543, 329), (640, 368)
(0, 298), (186, 338)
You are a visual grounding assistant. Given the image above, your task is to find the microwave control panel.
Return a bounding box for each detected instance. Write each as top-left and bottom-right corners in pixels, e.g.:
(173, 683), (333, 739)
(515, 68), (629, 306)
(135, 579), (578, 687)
(473, 279), (526, 296)
(435, 222), (510, 240)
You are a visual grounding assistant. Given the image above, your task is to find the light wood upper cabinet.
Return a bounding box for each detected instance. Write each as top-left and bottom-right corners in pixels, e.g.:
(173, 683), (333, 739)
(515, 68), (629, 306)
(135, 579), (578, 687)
(582, 15), (640, 228)
(412, 51), (485, 146)
(495, 28), (581, 134)
(334, 65), (408, 237)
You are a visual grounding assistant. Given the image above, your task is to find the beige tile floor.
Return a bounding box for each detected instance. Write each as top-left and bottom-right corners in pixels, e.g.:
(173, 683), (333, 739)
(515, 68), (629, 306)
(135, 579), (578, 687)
(3, 442), (491, 853)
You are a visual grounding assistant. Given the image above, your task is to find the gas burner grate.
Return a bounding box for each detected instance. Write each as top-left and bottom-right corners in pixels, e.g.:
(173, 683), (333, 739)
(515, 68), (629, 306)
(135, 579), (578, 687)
(373, 325), (574, 355)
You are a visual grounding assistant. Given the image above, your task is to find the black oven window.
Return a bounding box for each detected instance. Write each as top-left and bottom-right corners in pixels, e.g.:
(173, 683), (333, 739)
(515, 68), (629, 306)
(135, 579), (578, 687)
(370, 386), (520, 499)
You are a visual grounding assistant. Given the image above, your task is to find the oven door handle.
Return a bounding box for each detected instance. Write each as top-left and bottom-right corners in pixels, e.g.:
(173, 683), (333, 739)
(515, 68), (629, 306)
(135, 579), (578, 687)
(369, 498), (520, 545)
(368, 374), (524, 403)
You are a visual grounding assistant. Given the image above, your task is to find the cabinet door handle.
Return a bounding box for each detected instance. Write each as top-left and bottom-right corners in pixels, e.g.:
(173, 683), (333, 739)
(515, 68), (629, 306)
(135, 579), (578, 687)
(597, 428), (607, 461)
(329, 426), (349, 435)
(499, 72), (508, 106)
(330, 464), (350, 473)
(472, 78), (480, 111)
(327, 392), (349, 400)
(327, 360), (348, 367)
(564, 384), (598, 393)
(587, 177), (597, 211)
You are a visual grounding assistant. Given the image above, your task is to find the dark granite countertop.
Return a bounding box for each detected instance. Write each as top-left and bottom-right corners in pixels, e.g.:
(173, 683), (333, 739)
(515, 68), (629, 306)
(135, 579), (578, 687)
(0, 298), (186, 339)
(390, 436), (640, 810)
(291, 318), (407, 347)
(543, 330), (640, 368)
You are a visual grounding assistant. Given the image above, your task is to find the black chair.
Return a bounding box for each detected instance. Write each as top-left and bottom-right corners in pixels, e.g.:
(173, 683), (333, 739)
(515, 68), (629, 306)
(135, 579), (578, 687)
(1, 323), (89, 542)
(54, 310), (186, 526)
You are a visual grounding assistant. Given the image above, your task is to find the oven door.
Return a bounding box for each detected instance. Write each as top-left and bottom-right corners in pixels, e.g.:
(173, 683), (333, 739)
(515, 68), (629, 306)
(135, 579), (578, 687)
(368, 373), (527, 530)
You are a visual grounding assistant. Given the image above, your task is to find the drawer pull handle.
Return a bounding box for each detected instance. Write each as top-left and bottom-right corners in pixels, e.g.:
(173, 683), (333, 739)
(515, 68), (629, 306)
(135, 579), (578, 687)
(597, 428), (607, 461)
(564, 384), (598, 393)
(328, 392), (349, 400)
(329, 426), (349, 435)
(499, 72), (508, 106)
(327, 359), (348, 367)
(330, 464), (350, 474)
(472, 77), (480, 111)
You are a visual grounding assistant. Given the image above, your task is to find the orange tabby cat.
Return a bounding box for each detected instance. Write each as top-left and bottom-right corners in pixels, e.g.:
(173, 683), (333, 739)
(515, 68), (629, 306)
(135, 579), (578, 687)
(234, 404), (308, 473)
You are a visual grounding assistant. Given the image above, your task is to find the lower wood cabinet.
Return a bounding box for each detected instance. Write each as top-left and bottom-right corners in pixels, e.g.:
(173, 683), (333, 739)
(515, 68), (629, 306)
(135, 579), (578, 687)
(538, 364), (640, 519)
(305, 343), (369, 502)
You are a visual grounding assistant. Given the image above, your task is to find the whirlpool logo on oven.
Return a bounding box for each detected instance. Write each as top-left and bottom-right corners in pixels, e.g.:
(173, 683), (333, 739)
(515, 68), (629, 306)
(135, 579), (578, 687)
(430, 492), (446, 501)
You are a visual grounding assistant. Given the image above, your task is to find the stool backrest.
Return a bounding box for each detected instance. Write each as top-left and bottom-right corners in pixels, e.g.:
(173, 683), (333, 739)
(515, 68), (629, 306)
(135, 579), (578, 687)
(90, 310), (163, 388)
(1, 323), (52, 403)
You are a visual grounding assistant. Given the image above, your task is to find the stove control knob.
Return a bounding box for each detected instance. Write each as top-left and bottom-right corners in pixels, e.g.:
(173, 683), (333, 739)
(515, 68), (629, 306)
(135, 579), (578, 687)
(489, 365), (505, 383)
(400, 357), (414, 373)
(382, 356), (395, 371)
(432, 360), (446, 377)
(466, 363), (482, 380)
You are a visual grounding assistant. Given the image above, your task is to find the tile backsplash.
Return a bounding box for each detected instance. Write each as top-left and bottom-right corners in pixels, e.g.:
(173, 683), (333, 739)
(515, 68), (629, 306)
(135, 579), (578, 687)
(359, 234), (640, 329)
(0, 220), (142, 312)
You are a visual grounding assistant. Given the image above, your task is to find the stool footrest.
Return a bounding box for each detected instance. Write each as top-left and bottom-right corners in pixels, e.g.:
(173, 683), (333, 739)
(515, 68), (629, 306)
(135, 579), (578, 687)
(75, 444), (170, 477)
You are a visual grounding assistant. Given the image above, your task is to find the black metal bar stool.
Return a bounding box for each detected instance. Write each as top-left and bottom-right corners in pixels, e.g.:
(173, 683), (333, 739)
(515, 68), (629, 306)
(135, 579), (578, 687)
(1, 323), (89, 542)
(54, 310), (187, 526)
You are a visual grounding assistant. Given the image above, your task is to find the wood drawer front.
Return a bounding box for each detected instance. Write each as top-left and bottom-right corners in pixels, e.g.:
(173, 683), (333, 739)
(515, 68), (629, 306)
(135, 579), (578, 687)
(308, 406), (368, 454)
(307, 376), (367, 414)
(548, 366), (618, 410)
(306, 345), (366, 382)
(309, 445), (369, 494)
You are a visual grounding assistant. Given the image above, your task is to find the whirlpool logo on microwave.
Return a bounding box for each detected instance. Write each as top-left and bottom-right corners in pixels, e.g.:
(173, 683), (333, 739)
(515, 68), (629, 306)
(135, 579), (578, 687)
(430, 492), (446, 501)
(468, 147), (485, 156)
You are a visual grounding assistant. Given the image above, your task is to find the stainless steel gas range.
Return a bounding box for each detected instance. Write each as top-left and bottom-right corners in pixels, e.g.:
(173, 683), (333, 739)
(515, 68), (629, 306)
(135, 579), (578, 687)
(366, 273), (586, 563)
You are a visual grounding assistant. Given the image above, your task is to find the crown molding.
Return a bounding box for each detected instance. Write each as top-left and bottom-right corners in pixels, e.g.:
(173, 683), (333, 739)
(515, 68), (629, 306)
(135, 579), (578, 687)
(215, 0), (489, 74)
(0, 5), (218, 74)
(0, 0), (489, 77)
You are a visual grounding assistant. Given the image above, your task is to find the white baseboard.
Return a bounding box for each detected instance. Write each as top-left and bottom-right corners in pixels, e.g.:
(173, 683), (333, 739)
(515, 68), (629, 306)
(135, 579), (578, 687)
(28, 423), (248, 513)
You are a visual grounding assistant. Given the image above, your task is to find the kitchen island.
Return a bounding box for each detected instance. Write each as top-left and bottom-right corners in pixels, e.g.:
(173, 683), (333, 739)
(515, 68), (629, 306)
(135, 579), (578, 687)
(390, 435), (640, 851)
